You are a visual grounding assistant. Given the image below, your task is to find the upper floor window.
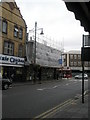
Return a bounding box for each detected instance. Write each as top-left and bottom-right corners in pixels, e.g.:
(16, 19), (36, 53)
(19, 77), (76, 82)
(74, 55), (77, 59)
(73, 61), (77, 66)
(2, 19), (7, 34)
(0, 18), (1, 33)
(14, 25), (18, 37)
(70, 61), (73, 67)
(18, 45), (23, 57)
(78, 61), (81, 67)
(70, 54), (73, 59)
(78, 54), (81, 60)
(19, 28), (23, 39)
(4, 41), (14, 55)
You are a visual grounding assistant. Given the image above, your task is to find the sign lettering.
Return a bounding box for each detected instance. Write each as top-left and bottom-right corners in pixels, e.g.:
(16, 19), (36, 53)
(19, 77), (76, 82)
(0, 54), (24, 65)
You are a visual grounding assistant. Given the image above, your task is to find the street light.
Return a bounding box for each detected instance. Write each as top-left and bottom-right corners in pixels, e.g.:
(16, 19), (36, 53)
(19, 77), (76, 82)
(34, 22), (44, 64)
(28, 22), (44, 64)
(29, 22), (44, 84)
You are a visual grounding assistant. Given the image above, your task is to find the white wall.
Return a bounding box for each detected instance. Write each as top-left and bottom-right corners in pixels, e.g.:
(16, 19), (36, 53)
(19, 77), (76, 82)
(26, 41), (62, 68)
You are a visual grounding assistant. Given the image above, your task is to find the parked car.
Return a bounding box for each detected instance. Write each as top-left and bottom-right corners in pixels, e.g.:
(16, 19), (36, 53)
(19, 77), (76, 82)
(0, 73), (12, 90)
(74, 73), (88, 79)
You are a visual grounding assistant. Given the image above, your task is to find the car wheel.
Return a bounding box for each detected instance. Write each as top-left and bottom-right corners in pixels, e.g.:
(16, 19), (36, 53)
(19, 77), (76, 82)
(3, 84), (9, 90)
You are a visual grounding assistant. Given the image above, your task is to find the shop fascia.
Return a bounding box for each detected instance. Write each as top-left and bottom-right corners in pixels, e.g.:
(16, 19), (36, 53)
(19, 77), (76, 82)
(0, 54), (24, 66)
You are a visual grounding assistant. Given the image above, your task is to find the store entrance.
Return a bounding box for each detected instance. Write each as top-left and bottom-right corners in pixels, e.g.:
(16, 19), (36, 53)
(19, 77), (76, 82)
(3, 66), (16, 80)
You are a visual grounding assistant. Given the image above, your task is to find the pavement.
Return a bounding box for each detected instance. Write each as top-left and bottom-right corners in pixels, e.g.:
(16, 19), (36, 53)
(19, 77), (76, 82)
(11, 79), (89, 119)
(47, 93), (89, 118)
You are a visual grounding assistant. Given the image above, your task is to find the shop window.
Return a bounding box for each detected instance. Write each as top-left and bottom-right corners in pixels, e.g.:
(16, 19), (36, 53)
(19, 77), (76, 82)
(4, 41), (14, 55)
(18, 45), (23, 57)
(19, 28), (23, 39)
(2, 19), (7, 34)
(14, 25), (18, 37)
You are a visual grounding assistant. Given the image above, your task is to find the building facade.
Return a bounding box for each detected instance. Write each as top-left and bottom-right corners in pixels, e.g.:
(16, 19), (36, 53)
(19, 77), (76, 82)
(0, 2), (27, 81)
(26, 40), (62, 80)
(63, 50), (90, 75)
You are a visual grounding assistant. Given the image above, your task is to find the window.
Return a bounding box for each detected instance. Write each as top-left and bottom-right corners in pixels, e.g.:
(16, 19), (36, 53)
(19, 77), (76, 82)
(4, 41), (14, 55)
(70, 54), (73, 59)
(14, 25), (18, 37)
(2, 19), (7, 34)
(74, 55), (77, 59)
(85, 62), (88, 67)
(88, 62), (90, 67)
(74, 61), (77, 66)
(70, 61), (73, 67)
(78, 61), (81, 66)
(64, 59), (67, 66)
(78, 54), (81, 60)
(19, 28), (23, 39)
(18, 45), (23, 57)
(0, 18), (1, 33)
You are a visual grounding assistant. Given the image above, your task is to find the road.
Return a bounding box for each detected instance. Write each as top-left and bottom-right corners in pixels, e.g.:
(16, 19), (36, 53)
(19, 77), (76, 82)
(2, 78), (88, 119)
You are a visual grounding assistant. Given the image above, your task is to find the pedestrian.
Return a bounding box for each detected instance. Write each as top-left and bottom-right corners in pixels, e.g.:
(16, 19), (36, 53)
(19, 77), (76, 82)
(38, 66), (42, 84)
(57, 71), (59, 80)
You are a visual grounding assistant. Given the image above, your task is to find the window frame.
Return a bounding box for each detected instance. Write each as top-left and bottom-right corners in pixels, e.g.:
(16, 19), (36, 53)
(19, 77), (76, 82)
(18, 44), (23, 57)
(14, 25), (18, 38)
(0, 17), (2, 33)
(4, 41), (14, 56)
(19, 28), (23, 39)
(2, 19), (7, 34)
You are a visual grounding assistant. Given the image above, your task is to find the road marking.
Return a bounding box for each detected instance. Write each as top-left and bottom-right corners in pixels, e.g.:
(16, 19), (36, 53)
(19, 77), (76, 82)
(65, 83), (69, 86)
(71, 79), (88, 82)
(37, 88), (45, 91)
(33, 99), (73, 119)
(37, 79), (88, 91)
(37, 85), (58, 91)
(42, 100), (74, 118)
(53, 85), (58, 88)
(33, 91), (88, 119)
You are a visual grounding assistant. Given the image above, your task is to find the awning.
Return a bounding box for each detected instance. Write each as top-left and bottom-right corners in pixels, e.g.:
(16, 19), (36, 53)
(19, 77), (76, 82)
(64, 2), (90, 33)
(0, 64), (24, 67)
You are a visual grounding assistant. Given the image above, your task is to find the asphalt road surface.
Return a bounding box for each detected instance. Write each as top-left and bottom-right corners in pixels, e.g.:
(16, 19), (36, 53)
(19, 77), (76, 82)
(2, 78), (88, 119)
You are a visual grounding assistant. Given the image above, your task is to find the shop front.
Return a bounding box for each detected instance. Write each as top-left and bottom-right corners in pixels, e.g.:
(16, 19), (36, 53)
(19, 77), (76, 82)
(0, 54), (26, 82)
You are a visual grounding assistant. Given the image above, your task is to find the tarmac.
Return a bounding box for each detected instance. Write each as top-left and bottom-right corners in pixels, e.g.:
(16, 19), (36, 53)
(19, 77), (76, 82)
(11, 79), (89, 119)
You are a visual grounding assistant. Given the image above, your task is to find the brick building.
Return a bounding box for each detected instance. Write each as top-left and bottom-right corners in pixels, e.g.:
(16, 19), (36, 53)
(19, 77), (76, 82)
(0, 2), (27, 81)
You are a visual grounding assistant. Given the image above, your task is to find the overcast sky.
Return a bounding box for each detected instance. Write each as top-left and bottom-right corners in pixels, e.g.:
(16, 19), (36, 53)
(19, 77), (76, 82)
(15, 0), (88, 51)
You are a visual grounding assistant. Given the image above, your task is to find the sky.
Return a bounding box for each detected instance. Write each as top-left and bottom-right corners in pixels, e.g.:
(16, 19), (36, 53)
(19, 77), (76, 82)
(15, 0), (88, 52)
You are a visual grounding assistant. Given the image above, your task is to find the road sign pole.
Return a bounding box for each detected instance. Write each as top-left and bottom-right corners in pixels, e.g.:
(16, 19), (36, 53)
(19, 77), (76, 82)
(82, 35), (85, 103)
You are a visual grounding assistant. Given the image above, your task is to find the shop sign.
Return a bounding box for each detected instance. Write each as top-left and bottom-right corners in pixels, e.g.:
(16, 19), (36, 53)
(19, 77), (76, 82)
(59, 59), (62, 64)
(0, 54), (24, 65)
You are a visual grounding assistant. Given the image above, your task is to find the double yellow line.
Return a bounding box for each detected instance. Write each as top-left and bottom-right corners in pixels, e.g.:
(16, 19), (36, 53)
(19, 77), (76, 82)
(33, 99), (74, 119)
(32, 91), (88, 119)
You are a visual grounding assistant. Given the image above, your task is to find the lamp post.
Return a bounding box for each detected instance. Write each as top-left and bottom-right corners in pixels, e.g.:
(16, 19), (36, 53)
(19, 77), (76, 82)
(34, 21), (44, 64)
(34, 22), (37, 64)
(32, 22), (44, 83)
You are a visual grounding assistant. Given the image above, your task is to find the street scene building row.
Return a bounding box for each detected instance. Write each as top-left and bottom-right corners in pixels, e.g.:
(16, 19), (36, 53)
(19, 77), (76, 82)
(0, 1), (89, 82)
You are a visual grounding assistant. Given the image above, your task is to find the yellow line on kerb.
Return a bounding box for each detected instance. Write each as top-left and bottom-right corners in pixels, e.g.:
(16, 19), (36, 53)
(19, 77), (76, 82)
(33, 99), (73, 119)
